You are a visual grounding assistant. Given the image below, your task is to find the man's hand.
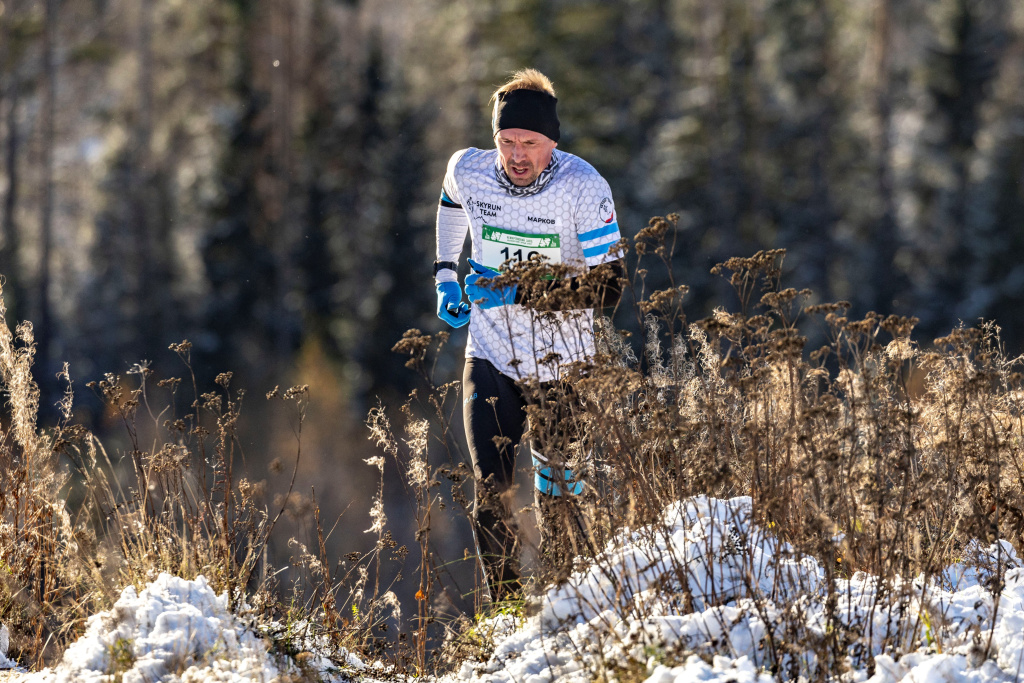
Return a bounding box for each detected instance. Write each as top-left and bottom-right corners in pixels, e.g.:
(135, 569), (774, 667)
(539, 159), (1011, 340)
(436, 281), (470, 328)
(465, 259), (517, 309)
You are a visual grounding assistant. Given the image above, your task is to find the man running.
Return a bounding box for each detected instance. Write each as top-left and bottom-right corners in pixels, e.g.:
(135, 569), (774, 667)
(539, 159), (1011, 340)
(433, 68), (624, 602)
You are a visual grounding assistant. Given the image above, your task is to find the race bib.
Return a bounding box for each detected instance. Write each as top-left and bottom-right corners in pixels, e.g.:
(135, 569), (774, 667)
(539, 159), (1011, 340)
(481, 225), (561, 271)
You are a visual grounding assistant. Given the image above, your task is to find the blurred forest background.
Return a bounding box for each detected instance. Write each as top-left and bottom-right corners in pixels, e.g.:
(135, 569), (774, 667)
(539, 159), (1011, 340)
(1, 0), (1023, 619)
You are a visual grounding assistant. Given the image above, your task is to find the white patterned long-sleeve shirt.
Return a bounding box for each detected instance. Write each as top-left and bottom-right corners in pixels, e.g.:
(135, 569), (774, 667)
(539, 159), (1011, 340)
(434, 147), (622, 382)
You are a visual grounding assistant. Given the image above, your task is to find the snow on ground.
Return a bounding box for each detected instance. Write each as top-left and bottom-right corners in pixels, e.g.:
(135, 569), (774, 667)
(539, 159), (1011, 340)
(0, 574), (367, 683)
(440, 497), (1022, 682)
(2, 496), (1024, 682)
(0, 625), (12, 671)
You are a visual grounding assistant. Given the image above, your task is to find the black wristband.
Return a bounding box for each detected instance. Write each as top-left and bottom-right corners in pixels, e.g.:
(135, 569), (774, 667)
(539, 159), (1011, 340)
(433, 260), (458, 276)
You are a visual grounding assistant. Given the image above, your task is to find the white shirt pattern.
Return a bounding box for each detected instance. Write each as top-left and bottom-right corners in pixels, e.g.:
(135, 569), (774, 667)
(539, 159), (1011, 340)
(435, 148), (622, 382)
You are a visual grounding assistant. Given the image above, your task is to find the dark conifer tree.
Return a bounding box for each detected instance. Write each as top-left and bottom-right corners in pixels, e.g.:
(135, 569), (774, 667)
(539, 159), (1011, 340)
(302, 26), (434, 407)
(353, 44), (435, 405)
(979, 128), (1024, 350)
(198, 0), (304, 386)
(199, 88), (289, 384)
(910, 0), (1008, 338)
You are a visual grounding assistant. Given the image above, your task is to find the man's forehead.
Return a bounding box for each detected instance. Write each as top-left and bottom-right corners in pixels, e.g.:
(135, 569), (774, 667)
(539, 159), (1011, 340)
(495, 128), (552, 143)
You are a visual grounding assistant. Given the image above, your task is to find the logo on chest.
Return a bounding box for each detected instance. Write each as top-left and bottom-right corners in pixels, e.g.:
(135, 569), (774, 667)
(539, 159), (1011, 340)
(466, 196), (502, 219)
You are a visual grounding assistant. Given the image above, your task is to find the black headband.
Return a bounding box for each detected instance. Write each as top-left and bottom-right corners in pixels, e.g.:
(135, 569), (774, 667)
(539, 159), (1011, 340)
(492, 89), (560, 142)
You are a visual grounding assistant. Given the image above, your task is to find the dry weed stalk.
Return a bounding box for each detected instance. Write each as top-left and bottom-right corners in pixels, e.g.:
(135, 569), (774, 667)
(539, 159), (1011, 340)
(0, 284), (105, 665)
(0, 285), (365, 672)
(377, 216), (1024, 677)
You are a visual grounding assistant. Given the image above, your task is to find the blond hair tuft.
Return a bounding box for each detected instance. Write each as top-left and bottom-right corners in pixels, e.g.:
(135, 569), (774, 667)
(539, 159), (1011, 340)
(491, 68), (556, 104)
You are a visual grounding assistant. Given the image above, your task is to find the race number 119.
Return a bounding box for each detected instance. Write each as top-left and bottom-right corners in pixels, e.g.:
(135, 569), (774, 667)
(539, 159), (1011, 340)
(481, 225), (561, 271)
(500, 247), (541, 263)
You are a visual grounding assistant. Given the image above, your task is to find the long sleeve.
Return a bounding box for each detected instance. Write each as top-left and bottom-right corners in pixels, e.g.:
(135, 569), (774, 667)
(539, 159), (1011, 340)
(435, 151), (471, 284)
(573, 176), (622, 268)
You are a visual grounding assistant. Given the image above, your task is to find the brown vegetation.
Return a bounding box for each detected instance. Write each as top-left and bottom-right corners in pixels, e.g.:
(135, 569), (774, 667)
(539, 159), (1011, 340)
(2, 218), (1024, 677)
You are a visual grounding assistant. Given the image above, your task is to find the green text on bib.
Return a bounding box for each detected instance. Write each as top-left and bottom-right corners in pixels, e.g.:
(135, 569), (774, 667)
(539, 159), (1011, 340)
(481, 225), (561, 271)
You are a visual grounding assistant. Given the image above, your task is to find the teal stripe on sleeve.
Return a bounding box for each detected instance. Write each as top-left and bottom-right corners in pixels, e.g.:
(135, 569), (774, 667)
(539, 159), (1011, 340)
(579, 222), (619, 242)
(440, 190), (461, 209)
(583, 242), (613, 258)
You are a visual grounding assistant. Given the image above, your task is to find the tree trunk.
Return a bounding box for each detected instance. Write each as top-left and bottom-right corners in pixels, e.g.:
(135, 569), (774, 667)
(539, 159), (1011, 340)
(272, 0), (297, 358)
(36, 0), (58, 368)
(1, 39), (23, 320)
(870, 0), (900, 314)
(132, 0), (169, 353)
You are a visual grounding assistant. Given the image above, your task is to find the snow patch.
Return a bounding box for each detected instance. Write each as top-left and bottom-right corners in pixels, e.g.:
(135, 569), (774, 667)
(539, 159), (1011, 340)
(0, 623), (15, 670)
(441, 496), (1024, 682)
(33, 574), (278, 683)
(6, 497), (1024, 682)
(6, 573), (366, 683)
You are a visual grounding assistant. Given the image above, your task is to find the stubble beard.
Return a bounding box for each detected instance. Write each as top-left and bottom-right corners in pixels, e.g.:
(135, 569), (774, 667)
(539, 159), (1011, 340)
(504, 160), (539, 186)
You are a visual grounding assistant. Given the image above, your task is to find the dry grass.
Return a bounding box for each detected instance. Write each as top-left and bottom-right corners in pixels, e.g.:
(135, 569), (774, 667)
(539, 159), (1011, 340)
(0, 284), (407, 671)
(0, 285), (103, 666)
(3, 214), (1024, 678)
(384, 215), (1024, 677)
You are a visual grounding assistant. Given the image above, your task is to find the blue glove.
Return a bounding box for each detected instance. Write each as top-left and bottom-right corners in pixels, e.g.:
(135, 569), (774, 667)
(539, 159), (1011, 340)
(465, 259), (517, 309)
(436, 281), (470, 328)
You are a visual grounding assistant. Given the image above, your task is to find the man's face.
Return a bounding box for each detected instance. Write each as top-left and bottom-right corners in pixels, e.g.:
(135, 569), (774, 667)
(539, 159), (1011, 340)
(494, 128), (557, 186)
